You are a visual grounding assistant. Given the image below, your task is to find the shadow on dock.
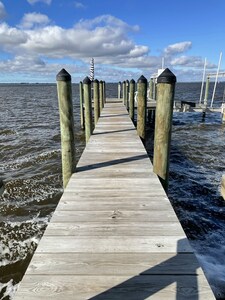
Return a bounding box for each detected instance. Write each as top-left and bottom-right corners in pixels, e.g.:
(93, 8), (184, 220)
(90, 238), (201, 300)
(76, 154), (147, 173)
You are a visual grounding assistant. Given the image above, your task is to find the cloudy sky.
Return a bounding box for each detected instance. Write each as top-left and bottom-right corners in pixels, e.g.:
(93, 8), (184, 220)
(0, 0), (224, 82)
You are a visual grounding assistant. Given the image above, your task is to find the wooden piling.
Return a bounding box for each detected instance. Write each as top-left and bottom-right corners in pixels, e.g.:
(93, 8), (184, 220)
(137, 75), (147, 140)
(126, 80), (129, 110)
(103, 81), (106, 103)
(118, 81), (121, 99)
(99, 80), (104, 111)
(129, 79), (135, 121)
(221, 103), (225, 123)
(149, 78), (154, 100)
(83, 76), (93, 143)
(153, 68), (176, 191)
(122, 81), (126, 105)
(93, 79), (100, 126)
(79, 81), (84, 129)
(56, 69), (75, 188)
(221, 175), (225, 200)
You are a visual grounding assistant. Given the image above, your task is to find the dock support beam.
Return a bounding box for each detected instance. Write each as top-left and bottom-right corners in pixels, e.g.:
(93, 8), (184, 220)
(129, 79), (135, 122)
(56, 69), (75, 188)
(93, 79), (100, 126)
(83, 76), (93, 143)
(153, 68), (176, 191)
(137, 75), (147, 140)
(79, 81), (84, 129)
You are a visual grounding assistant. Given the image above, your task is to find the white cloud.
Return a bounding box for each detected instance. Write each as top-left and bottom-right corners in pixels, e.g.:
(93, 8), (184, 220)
(0, 23), (27, 49)
(74, 2), (86, 9)
(0, 13), (217, 82)
(164, 41), (192, 56)
(0, 1), (6, 19)
(27, 0), (52, 4)
(19, 13), (51, 29)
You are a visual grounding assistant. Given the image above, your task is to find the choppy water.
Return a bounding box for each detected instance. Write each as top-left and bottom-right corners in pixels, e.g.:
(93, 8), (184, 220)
(0, 82), (225, 299)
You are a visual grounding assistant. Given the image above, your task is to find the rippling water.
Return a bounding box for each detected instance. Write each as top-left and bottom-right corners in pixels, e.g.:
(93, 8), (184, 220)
(0, 82), (225, 299)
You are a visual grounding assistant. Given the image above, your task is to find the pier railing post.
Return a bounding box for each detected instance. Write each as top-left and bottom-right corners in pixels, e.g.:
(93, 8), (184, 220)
(126, 80), (129, 110)
(99, 80), (104, 111)
(83, 76), (93, 143)
(153, 68), (176, 191)
(129, 79), (135, 121)
(56, 68), (75, 188)
(118, 81), (121, 99)
(137, 75), (147, 140)
(79, 81), (84, 129)
(93, 79), (100, 126)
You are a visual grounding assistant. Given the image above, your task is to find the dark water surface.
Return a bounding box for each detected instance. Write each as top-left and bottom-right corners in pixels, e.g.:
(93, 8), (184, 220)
(0, 82), (225, 299)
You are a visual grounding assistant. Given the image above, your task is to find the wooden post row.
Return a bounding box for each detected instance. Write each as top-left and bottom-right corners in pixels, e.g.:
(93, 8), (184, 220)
(56, 68), (75, 188)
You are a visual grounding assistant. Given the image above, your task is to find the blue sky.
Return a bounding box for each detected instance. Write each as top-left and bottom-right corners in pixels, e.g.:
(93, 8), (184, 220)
(0, 0), (224, 82)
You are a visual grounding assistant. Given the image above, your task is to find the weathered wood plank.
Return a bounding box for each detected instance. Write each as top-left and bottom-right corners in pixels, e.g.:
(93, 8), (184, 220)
(50, 210), (179, 223)
(14, 275), (215, 300)
(44, 222), (185, 236)
(26, 253), (204, 275)
(36, 236), (192, 253)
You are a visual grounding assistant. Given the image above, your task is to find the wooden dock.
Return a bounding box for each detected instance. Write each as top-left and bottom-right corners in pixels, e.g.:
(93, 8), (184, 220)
(15, 99), (215, 299)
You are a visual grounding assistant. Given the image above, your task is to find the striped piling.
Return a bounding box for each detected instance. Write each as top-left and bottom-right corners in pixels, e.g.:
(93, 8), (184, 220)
(153, 68), (176, 191)
(137, 75), (147, 140)
(56, 69), (75, 188)
(83, 76), (93, 143)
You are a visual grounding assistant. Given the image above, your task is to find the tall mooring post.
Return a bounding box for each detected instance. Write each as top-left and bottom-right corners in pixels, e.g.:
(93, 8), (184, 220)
(118, 81), (121, 99)
(79, 81), (84, 129)
(103, 81), (106, 103)
(99, 80), (104, 111)
(137, 75), (147, 140)
(153, 68), (176, 192)
(83, 76), (93, 143)
(56, 69), (75, 188)
(129, 79), (135, 122)
(93, 79), (100, 126)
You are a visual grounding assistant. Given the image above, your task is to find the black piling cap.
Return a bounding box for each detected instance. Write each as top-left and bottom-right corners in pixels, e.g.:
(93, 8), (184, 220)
(138, 75), (147, 83)
(118, 81), (121, 84)
(83, 76), (91, 84)
(56, 68), (71, 81)
(94, 79), (99, 83)
(99, 80), (103, 83)
(157, 68), (176, 84)
(130, 79), (135, 83)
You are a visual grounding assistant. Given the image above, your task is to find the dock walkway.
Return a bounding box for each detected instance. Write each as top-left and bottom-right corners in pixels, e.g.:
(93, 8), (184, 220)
(15, 99), (215, 299)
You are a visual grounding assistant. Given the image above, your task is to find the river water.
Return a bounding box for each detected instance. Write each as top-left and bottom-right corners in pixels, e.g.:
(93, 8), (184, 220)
(0, 82), (225, 299)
